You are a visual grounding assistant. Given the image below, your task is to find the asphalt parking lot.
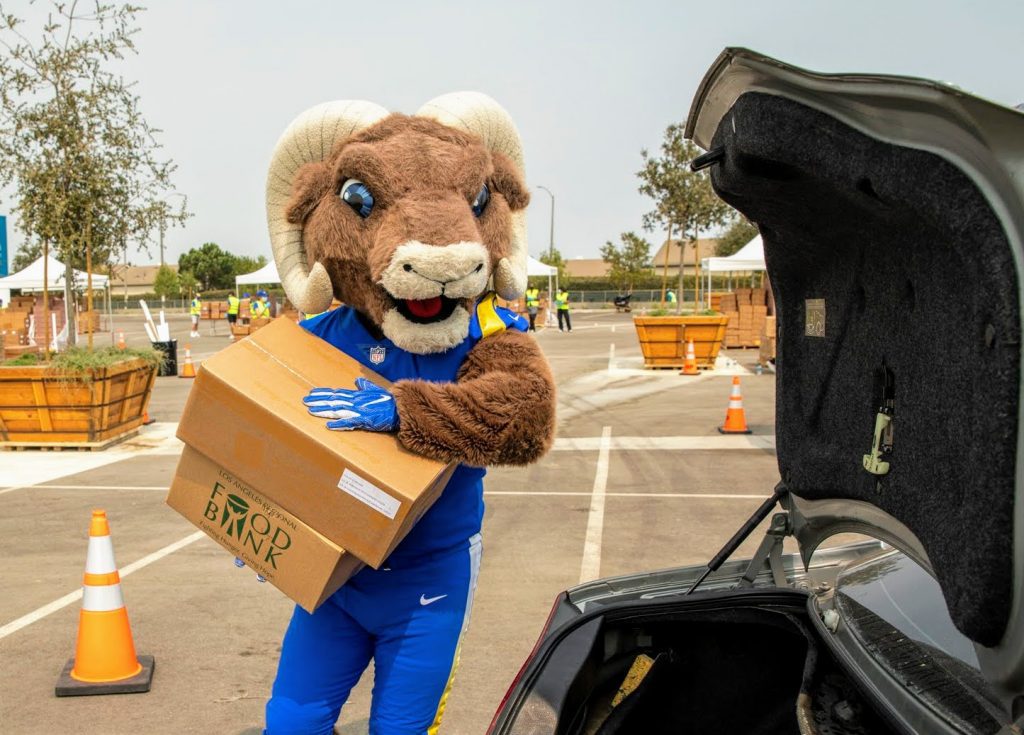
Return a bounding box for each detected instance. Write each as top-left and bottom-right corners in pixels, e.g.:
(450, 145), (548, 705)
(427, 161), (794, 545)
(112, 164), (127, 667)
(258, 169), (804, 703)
(0, 308), (783, 734)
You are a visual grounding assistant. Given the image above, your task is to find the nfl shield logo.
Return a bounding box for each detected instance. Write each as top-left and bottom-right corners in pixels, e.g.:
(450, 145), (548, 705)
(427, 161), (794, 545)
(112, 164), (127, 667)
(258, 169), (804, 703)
(369, 346), (386, 365)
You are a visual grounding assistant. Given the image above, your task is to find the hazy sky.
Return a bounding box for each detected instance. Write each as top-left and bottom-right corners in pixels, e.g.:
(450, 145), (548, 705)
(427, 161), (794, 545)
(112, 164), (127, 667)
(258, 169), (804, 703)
(4, 0), (1023, 268)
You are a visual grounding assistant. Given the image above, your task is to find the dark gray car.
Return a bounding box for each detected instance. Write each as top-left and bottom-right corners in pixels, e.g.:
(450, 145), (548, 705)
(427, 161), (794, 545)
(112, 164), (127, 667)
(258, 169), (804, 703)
(488, 49), (1024, 734)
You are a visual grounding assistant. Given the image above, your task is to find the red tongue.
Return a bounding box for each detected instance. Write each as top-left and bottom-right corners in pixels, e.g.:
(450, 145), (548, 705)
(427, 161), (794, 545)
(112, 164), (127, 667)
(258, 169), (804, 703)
(406, 297), (443, 318)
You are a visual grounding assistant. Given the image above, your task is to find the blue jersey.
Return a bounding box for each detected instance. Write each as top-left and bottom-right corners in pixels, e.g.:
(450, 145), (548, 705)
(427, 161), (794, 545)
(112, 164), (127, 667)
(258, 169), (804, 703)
(301, 302), (524, 564)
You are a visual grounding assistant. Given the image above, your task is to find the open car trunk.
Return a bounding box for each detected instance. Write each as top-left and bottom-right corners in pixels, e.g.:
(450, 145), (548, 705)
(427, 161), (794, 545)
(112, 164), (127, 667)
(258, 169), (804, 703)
(509, 590), (896, 735)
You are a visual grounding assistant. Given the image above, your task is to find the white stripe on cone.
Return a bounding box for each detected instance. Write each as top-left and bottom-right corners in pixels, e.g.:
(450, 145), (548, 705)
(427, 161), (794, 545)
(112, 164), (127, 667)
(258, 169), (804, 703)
(82, 583), (126, 612)
(84, 537), (118, 575)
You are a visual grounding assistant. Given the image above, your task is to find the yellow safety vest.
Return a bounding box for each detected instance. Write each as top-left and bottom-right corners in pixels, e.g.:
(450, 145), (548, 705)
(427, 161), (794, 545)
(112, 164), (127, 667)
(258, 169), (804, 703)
(227, 295), (240, 315)
(252, 300), (268, 318)
(190, 298), (201, 316)
(525, 288), (540, 307)
(556, 291), (569, 310)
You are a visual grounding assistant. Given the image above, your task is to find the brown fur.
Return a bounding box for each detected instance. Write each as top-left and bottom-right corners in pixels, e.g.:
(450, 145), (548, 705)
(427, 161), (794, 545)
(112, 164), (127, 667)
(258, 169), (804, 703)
(392, 329), (556, 466)
(288, 112), (554, 466)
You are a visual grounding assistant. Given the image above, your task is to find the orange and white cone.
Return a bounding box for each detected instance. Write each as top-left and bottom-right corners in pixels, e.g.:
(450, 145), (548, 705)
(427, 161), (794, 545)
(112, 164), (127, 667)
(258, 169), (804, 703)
(56, 510), (154, 696)
(116, 330), (126, 350)
(681, 339), (699, 376)
(718, 376), (752, 434)
(179, 344), (197, 379)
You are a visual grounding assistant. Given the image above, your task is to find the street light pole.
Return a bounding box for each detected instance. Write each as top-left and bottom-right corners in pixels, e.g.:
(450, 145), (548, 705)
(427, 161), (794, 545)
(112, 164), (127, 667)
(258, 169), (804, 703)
(536, 186), (556, 327)
(536, 185), (555, 262)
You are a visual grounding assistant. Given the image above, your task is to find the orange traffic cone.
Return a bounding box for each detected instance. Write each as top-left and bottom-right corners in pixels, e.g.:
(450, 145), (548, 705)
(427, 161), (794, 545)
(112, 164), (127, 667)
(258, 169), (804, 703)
(718, 376), (752, 434)
(179, 344), (197, 379)
(55, 510), (154, 696)
(116, 330), (126, 350)
(142, 409), (154, 425)
(681, 339), (699, 376)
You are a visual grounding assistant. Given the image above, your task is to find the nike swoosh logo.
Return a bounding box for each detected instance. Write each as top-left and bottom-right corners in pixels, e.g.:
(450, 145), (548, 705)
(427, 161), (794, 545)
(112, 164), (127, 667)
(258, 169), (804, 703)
(420, 594), (447, 606)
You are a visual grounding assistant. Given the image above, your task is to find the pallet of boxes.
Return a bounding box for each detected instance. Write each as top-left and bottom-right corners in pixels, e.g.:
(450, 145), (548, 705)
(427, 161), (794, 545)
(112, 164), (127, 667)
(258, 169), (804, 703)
(0, 296), (42, 361)
(759, 315), (777, 368)
(166, 318), (455, 611)
(720, 287), (769, 349)
(230, 298), (253, 339)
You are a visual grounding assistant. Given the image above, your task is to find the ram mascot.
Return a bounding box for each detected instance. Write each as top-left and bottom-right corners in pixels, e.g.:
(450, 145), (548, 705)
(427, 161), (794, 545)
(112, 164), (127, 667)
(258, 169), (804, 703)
(261, 92), (556, 734)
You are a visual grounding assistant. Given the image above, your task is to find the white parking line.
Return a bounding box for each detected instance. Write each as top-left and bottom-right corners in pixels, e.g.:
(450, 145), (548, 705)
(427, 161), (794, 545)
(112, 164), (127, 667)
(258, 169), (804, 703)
(607, 343), (615, 372)
(579, 426), (612, 584)
(2, 485), (169, 492)
(553, 435), (776, 451)
(486, 491), (766, 499)
(0, 531), (205, 641)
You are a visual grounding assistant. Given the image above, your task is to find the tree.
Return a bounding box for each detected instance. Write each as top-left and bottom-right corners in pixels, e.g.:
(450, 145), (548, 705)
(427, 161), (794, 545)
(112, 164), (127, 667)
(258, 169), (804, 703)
(601, 232), (651, 292)
(232, 254), (267, 279)
(0, 1), (188, 346)
(716, 216), (758, 258)
(152, 264), (179, 299)
(178, 269), (198, 297)
(179, 242), (235, 290)
(637, 123), (731, 310)
(538, 248), (568, 287)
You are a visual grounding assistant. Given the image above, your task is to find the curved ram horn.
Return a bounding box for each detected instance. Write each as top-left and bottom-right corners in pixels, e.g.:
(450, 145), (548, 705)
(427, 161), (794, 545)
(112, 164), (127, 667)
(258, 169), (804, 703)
(416, 92), (528, 300)
(266, 100), (389, 314)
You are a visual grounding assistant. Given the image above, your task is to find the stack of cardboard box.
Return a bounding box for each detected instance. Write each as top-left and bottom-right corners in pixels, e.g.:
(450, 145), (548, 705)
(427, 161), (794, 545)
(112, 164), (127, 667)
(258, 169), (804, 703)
(167, 318), (455, 612)
(75, 310), (103, 334)
(720, 288), (769, 348)
(759, 316), (777, 366)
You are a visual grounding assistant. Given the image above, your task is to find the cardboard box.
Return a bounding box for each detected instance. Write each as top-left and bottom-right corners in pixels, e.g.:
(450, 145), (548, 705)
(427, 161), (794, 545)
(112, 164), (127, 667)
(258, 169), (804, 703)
(167, 447), (364, 612)
(172, 317), (455, 568)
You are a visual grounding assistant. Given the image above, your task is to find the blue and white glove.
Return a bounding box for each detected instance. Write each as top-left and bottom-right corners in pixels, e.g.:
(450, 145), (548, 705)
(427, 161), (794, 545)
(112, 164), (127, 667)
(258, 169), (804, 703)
(303, 377), (399, 432)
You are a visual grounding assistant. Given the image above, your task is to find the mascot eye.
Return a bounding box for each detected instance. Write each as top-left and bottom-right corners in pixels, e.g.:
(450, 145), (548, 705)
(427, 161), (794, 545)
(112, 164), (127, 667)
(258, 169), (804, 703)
(340, 178), (374, 218)
(471, 184), (490, 218)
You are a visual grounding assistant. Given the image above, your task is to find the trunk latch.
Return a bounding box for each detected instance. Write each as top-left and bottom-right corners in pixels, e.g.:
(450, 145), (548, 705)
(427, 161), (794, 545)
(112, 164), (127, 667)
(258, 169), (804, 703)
(862, 366), (895, 477)
(862, 411), (893, 476)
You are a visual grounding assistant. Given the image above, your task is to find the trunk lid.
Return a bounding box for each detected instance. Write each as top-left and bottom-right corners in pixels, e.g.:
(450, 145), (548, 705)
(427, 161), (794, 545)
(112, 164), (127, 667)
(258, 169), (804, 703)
(685, 48), (1024, 704)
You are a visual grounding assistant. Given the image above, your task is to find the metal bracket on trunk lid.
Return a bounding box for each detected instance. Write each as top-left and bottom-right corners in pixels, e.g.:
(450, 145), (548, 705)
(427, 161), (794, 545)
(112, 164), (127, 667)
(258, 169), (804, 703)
(739, 512), (792, 588)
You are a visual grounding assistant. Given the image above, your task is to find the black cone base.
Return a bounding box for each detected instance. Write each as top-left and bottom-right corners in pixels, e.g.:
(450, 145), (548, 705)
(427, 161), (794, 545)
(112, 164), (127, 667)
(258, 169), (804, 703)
(55, 654), (155, 697)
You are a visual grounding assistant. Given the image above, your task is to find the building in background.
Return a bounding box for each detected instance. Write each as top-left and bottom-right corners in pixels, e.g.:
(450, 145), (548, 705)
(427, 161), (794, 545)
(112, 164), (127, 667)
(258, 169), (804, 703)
(649, 237), (720, 279)
(109, 264), (177, 298)
(564, 258), (611, 280)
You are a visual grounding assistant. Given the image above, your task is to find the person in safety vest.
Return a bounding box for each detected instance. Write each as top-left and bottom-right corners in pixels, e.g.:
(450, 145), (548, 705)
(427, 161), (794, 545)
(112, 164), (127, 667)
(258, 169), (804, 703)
(227, 292), (240, 339)
(252, 289), (271, 319)
(666, 288), (677, 304)
(524, 285), (540, 332)
(555, 287), (571, 332)
(190, 292), (202, 338)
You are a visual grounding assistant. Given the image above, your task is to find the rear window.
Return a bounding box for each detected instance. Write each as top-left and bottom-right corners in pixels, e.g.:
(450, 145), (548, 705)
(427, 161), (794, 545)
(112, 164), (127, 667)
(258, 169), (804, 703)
(835, 550), (1003, 733)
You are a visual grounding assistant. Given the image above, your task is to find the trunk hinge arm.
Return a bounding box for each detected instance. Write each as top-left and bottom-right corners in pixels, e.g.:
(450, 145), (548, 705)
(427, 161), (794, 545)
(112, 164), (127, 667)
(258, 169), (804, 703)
(739, 512), (792, 588)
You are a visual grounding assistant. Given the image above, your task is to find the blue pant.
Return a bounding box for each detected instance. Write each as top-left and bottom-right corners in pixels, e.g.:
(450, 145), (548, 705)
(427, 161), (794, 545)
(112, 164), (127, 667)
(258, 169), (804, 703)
(265, 535), (482, 734)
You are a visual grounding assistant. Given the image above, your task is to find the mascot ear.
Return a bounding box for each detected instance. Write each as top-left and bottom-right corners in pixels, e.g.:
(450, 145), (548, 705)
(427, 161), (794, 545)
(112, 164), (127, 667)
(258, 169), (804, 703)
(417, 92), (529, 301)
(266, 100), (389, 314)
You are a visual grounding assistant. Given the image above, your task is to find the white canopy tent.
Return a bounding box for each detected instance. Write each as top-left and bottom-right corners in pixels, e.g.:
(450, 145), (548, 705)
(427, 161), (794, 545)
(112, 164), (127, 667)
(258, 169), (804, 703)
(235, 260), (280, 288)
(701, 235), (767, 307)
(0, 255), (112, 348)
(0, 254), (109, 291)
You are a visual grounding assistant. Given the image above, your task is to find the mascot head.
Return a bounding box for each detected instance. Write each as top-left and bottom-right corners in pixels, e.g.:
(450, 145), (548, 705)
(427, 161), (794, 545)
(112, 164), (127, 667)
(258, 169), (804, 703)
(266, 92), (530, 354)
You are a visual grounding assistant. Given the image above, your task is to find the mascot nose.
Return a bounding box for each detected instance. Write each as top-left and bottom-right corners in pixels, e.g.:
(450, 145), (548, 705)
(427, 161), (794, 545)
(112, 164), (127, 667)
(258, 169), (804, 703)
(402, 262), (485, 284)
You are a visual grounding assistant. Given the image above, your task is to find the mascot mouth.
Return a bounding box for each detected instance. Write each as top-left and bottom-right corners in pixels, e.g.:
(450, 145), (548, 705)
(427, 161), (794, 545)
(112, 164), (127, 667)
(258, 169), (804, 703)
(394, 295), (460, 324)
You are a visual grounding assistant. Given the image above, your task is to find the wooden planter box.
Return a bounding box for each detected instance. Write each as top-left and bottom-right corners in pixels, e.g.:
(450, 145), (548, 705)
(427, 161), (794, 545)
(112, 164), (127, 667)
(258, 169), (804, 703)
(0, 358), (156, 447)
(633, 315), (729, 369)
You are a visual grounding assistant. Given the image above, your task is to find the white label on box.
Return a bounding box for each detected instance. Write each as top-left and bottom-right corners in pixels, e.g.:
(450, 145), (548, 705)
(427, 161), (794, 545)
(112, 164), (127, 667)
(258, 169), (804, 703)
(337, 469), (400, 520)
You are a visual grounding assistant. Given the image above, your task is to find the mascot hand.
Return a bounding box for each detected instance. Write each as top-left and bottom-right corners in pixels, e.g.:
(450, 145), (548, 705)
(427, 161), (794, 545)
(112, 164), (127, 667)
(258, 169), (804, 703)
(304, 378), (399, 432)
